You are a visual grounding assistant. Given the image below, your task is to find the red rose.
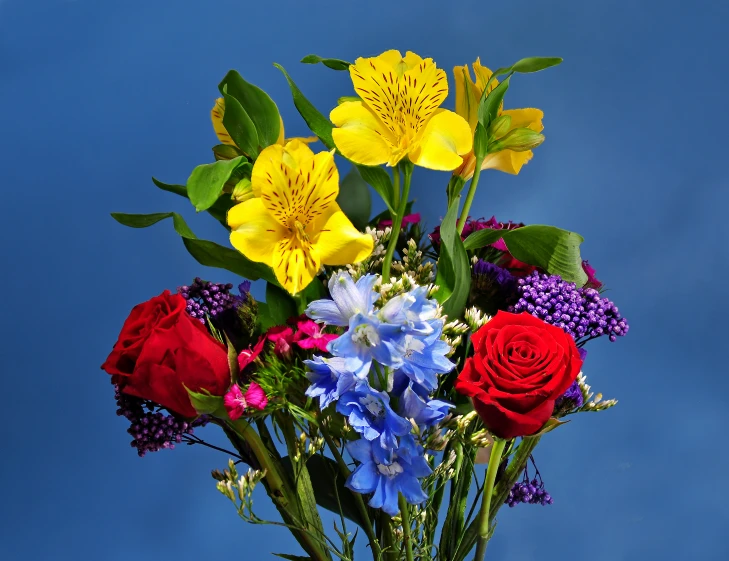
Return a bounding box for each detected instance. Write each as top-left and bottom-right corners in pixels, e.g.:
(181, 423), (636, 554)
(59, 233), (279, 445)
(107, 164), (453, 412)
(454, 311), (582, 439)
(101, 290), (230, 418)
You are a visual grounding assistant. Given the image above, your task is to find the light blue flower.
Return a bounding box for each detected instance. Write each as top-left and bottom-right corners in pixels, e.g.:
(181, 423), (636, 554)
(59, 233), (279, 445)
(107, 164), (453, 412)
(395, 323), (455, 393)
(306, 271), (380, 327)
(337, 385), (411, 452)
(345, 435), (431, 516)
(379, 286), (438, 335)
(304, 356), (363, 410)
(328, 313), (405, 375)
(399, 382), (453, 429)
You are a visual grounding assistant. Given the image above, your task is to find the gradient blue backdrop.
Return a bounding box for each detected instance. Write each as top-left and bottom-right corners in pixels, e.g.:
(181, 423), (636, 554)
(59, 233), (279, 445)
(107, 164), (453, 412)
(2, 0), (727, 559)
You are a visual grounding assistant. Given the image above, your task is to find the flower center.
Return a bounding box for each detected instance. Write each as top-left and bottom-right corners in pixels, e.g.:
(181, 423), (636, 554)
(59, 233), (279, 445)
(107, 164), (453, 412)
(351, 324), (380, 347)
(377, 461), (404, 478)
(360, 394), (385, 418)
(293, 220), (310, 243)
(403, 335), (425, 359)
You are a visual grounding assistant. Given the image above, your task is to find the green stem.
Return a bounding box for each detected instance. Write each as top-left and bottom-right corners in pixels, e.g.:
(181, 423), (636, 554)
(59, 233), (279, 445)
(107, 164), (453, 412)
(473, 439), (506, 561)
(381, 162), (412, 281)
(320, 423), (382, 560)
(381, 511), (397, 561)
(456, 157), (484, 235)
(399, 494), (415, 561)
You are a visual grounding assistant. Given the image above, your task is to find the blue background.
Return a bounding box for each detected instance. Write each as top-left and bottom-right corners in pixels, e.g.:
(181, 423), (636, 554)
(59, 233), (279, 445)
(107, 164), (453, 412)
(2, 0), (727, 559)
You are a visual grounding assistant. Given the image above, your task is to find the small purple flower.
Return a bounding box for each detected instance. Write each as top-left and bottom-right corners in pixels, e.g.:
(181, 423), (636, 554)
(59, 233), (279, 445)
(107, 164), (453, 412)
(471, 260), (518, 314)
(554, 380), (584, 416)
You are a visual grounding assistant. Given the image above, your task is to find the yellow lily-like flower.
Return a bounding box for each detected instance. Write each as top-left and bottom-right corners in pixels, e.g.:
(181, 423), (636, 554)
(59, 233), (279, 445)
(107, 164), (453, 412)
(453, 59), (544, 179)
(330, 50), (472, 171)
(211, 97), (316, 152)
(227, 140), (373, 294)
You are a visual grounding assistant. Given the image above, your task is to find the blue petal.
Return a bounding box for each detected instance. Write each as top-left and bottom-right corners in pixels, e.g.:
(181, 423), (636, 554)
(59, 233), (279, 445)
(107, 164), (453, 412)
(328, 271), (377, 320)
(381, 477), (400, 516)
(397, 474), (428, 505)
(346, 439), (374, 464)
(306, 299), (349, 327)
(346, 461), (379, 493)
(368, 476), (387, 511)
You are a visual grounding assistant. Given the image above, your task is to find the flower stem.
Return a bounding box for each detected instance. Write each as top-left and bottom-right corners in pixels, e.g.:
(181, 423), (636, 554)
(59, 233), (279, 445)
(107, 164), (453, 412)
(456, 156), (484, 235)
(473, 438), (507, 561)
(381, 162), (413, 282)
(399, 494), (415, 561)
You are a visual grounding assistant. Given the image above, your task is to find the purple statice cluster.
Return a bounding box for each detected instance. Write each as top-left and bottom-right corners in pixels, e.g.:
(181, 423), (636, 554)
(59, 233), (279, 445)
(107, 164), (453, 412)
(304, 272), (454, 516)
(509, 271), (629, 344)
(554, 380), (584, 416)
(471, 260), (518, 313)
(178, 278), (250, 323)
(506, 456), (553, 507)
(114, 384), (208, 457)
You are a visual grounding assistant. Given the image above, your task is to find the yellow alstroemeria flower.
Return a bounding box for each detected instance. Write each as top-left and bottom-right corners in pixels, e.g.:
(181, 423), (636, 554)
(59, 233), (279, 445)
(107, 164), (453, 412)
(330, 50), (472, 171)
(227, 140), (373, 294)
(211, 97), (317, 152)
(453, 59), (544, 179)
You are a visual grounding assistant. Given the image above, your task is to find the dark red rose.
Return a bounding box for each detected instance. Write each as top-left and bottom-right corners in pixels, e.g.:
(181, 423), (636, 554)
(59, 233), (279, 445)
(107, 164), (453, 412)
(101, 290), (230, 418)
(454, 311), (582, 439)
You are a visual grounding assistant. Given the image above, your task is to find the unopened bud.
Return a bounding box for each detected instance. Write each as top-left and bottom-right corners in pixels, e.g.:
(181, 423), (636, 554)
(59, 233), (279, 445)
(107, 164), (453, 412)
(488, 128), (544, 153)
(232, 178), (254, 203)
(211, 469), (226, 481)
(487, 114), (512, 139)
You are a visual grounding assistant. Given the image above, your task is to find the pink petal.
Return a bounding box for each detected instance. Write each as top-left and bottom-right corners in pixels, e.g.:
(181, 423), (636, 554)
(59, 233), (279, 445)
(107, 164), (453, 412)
(223, 385), (246, 420)
(267, 325), (294, 343)
(294, 319), (321, 338)
(245, 382), (268, 410)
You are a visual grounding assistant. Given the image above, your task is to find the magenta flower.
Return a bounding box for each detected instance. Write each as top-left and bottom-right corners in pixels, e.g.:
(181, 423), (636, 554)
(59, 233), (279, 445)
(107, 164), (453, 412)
(223, 382), (268, 420)
(238, 337), (265, 372)
(582, 260), (603, 289)
(378, 213), (421, 229)
(294, 319), (338, 352)
(267, 326), (295, 359)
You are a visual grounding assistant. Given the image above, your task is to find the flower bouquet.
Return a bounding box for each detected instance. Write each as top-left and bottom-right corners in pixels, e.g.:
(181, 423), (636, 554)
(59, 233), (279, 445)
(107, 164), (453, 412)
(104, 50), (628, 561)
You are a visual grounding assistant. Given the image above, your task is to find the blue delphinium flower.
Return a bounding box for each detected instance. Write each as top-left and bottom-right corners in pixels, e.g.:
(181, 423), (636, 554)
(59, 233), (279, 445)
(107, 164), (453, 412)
(396, 324), (455, 393)
(329, 313), (405, 375)
(346, 435), (432, 516)
(303, 356), (362, 410)
(399, 383), (453, 429)
(306, 271), (380, 327)
(378, 286), (438, 335)
(337, 386), (411, 453)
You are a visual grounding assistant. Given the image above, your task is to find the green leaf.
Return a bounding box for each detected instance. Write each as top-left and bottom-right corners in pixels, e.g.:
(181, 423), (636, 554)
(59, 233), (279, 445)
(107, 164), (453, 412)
(300, 54), (352, 71)
(265, 282), (298, 326)
(273, 554), (312, 561)
(185, 387), (224, 416)
(533, 417), (570, 436)
(478, 75), (510, 128)
(219, 70), (281, 148)
(356, 164), (395, 215)
(511, 56), (563, 73)
(183, 238), (278, 284)
(151, 177), (233, 225)
(111, 212), (196, 239)
(221, 91), (260, 157)
(463, 224), (588, 285)
(186, 156), (246, 212)
(337, 167), (371, 230)
(274, 63), (334, 149)
(433, 197), (471, 319)
(212, 143), (242, 161)
(281, 455), (367, 528)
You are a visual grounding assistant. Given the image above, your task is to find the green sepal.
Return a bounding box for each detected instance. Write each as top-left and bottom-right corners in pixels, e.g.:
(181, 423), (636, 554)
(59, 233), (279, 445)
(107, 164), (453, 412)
(300, 54), (352, 71)
(218, 70), (282, 149)
(274, 63), (334, 149)
(186, 156), (246, 212)
(337, 167), (372, 230)
(185, 387), (225, 416)
(265, 282), (298, 326)
(463, 224), (588, 285)
(433, 196), (472, 319)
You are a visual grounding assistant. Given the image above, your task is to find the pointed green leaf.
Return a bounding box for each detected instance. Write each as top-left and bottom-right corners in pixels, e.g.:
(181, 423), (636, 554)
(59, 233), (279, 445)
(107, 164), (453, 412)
(300, 54), (352, 71)
(186, 156), (246, 212)
(337, 167), (372, 230)
(221, 91), (260, 157)
(273, 554), (312, 561)
(478, 75), (510, 128)
(111, 212), (196, 239)
(265, 282), (297, 326)
(274, 63), (334, 149)
(511, 56), (563, 73)
(219, 70), (281, 149)
(151, 177), (233, 226)
(185, 387), (225, 416)
(433, 197), (471, 319)
(356, 164), (395, 215)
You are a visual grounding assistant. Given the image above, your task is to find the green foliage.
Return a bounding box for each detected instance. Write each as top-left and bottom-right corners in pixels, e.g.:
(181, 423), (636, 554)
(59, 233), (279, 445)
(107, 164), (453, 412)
(220, 90), (260, 157)
(463, 224), (588, 285)
(357, 164), (396, 215)
(111, 211), (196, 239)
(185, 387), (225, 416)
(472, 122), (489, 161)
(219, 70), (282, 149)
(300, 54), (352, 71)
(186, 156), (247, 212)
(266, 282), (298, 327)
(151, 177), (233, 226)
(478, 75), (510, 128)
(433, 196), (472, 320)
(212, 143), (242, 161)
(274, 64), (335, 149)
(337, 167), (372, 230)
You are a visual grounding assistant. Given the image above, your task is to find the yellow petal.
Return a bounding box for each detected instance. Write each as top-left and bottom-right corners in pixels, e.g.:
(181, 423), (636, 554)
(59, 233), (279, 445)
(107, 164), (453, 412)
(454, 65), (481, 132)
(331, 101), (394, 166)
(472, 59), (498, 96)
(301, 150), (340, 229)
(275, 115), (285, 145)
(228, 199), (286, 264)
(501, 108), (544, 132)
(409, 109), (473, 171)
(315, 206), (374, 265)
(272, 238), (321, 295)
(211, 98), (237, 147)
(349, 55), (405, 136)
(251, 140), (315, 198)
(481, 149), (534, 175)
(399, 58), (449, 136)
(374, 49), (404, 69)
